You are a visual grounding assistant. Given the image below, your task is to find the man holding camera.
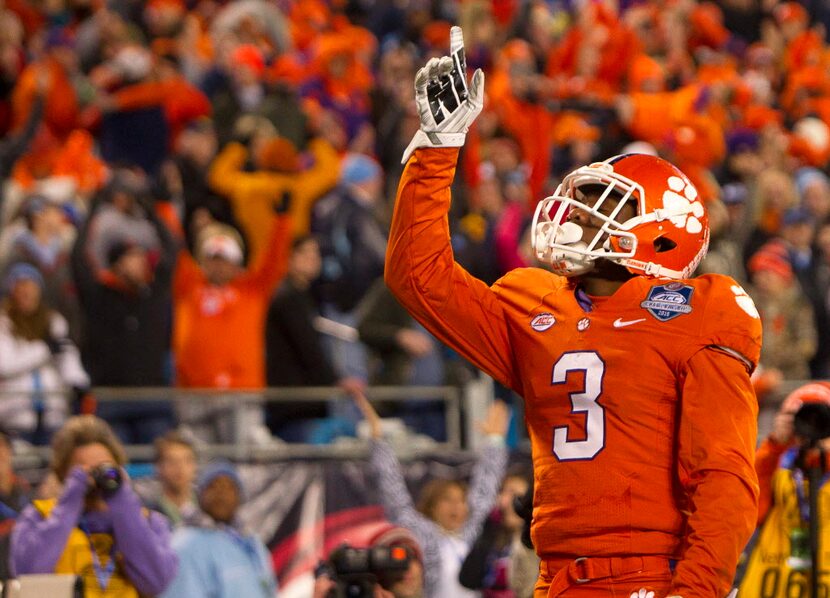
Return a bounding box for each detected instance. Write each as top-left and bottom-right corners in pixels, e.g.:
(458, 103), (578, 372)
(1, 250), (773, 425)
(740, 383), (830, 596)
(10, 415), (177, 597)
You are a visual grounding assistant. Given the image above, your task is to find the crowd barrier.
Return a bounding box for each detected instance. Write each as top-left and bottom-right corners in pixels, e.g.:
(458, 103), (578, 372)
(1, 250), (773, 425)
(3, 377), (821, 467)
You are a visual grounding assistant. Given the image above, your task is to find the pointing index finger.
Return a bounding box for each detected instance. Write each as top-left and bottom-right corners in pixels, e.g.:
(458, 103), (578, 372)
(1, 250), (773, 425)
(450, 26), (464, 56)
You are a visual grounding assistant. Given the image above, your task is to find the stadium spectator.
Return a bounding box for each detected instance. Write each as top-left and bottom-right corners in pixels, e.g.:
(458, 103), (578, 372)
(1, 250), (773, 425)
(312, 153), (387, 384)
(172, 196), (291, 443)
(10, 415), (177, 596)
(91, 44), (169, 177)
(72, 189), (177, 444)
(1, 193), (81, 341)
(207, 123), (340, 249)
(83, 169), (162, 273)
(748, 241), (817, 382)
(358, 279), (444, 387)
(170, 118), (242, 254)
(209, 43), (306, 148)
(459, 464), (539, 598)
(0, 431), (25, 582)
(0, 431), (28, 514)
(356, 392), (508, 598)
(0, 263), (88, 444)
(161, 460), (278, 598)
(740, 383), (830, 595)
(11, 27), (79, 144)
(265, 234), (364, 442)
(357, 278), (446, 439)
(138, 431), (199, 528)
(0, 85), (43, 222)
(313, 524), (425, 598)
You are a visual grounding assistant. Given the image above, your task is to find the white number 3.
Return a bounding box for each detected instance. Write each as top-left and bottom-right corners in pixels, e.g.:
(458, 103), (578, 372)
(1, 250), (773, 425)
(552, 351), (606, 461)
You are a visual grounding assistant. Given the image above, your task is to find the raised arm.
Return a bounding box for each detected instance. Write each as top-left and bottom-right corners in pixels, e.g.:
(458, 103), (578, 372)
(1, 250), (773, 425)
(108, 479), (178, 595)
(10, 468), (87, 575)
(459, 402), (509, 545)
(386, 27), (520, 392)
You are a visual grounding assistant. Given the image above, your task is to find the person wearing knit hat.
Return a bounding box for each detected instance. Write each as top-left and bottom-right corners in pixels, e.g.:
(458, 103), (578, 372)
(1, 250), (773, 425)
(0, 261), (88, 443)
(195, 460), (243, 502)
(162, 460), (278, 598)
(229, 44), (266, 80)
(340, 153), (382, 188)
(747, 240), (817, 382)
(795, 167), (830, 223)
(3, 262), (44, 296)
(748, 241), (794, 283)
(367, 524), (425, 597)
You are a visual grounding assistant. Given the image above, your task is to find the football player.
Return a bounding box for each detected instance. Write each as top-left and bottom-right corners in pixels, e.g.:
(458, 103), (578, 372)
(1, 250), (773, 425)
(386, 27), (762, 598)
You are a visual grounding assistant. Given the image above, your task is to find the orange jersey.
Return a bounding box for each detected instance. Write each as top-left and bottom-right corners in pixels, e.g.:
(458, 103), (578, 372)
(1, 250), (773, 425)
(173, 215), (291, 388)
(387, 148), (762, 597)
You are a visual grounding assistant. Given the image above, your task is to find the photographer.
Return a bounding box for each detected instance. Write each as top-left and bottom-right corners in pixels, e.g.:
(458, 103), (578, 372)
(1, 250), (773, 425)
(10, 415), (177, 596)
(314, 525), (424, 598)
(739, 383), (830, 596)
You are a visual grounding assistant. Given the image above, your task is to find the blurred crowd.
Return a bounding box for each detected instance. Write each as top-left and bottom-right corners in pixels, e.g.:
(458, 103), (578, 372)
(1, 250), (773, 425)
(0, 0), (829, 450)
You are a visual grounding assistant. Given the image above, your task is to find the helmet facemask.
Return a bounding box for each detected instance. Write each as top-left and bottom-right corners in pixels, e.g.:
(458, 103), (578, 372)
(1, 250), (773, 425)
(531, 164), (642, 277)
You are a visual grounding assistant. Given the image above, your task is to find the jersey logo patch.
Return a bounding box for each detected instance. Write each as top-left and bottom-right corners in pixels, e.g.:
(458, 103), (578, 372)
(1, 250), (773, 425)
(731, 285), (760, 319)
(640, 282), (694, 321)
(613, 317), (646, 328)
(530, 313), (556, 332)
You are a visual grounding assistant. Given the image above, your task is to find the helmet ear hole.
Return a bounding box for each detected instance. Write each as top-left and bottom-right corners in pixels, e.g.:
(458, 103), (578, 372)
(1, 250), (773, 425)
(653, 236), (677, 253)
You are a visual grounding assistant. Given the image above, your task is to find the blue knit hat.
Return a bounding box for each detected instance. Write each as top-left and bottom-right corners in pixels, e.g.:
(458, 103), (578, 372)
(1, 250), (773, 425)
(196, 460), (243, 497)
(340, 153), (382, 186)
(4, 263), (44, 294)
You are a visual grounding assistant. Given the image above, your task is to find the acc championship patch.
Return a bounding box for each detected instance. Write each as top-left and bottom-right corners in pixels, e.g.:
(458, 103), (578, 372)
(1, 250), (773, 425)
(530, 313), (556, 332)
(640, 282), (694, 322)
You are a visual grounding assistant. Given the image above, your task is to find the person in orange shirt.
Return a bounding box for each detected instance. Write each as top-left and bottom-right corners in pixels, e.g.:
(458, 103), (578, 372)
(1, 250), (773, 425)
(172, 195), (291, 444)
(386, 28), (761, 597)
(11, 27), (79, 142)
(207, 130), (339, 251)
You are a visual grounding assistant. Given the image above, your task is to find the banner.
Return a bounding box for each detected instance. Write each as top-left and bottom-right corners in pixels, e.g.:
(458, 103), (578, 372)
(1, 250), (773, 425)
(237, 450), (499, 597)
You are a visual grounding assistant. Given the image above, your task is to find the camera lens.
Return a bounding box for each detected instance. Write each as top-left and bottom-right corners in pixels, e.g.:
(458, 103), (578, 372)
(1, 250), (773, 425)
(92, 464), (122, 497)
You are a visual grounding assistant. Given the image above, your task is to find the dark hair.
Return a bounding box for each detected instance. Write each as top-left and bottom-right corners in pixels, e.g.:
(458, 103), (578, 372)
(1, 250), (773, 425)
(503, 463), (533, 487)
(50, 416), (127, 481)
(154, 430), (196, 463)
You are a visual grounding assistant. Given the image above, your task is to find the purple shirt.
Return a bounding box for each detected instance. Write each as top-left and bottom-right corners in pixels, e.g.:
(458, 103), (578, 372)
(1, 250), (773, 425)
(11, 467), (178, 596)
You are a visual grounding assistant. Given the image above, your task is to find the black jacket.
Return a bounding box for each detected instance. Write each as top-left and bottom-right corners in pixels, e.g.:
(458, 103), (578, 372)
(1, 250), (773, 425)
(72, 201), (176, 386)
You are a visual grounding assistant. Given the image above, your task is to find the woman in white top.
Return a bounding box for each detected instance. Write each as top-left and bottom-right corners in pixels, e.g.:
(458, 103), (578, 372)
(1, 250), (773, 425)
(355, 393), (509, 598)
(0, 263), (88, 443)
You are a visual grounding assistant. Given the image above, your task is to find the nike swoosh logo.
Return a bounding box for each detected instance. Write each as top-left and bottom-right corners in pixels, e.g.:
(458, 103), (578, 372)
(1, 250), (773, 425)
(613, 317), (646, 328)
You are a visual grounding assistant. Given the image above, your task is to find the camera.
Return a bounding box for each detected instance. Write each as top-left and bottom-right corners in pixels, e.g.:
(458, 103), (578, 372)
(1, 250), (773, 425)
(794, 402), (830, 447)
(90, 463), (122, 497)
(319, 544), (412, 598)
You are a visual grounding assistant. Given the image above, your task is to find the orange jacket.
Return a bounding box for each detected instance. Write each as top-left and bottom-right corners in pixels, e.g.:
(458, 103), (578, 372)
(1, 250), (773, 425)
(12, 57), (78, 140)
(208, 140), (340, 253)
(172, 215), (291, 388)
(387, 148), (762, 597)
(112, 77), (211, 143)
